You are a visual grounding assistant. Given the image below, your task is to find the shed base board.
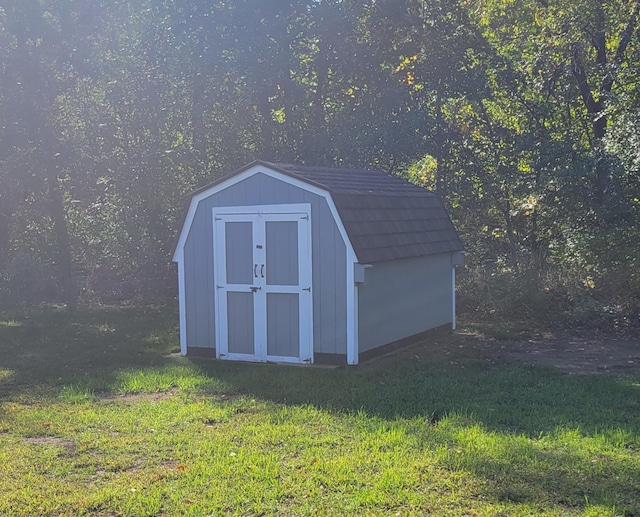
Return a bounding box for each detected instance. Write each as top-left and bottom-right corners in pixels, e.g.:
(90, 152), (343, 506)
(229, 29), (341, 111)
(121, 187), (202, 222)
(185, 324), (451, 364)
(314, 353), (348, 365)
(187, 347), (216, 358)
(316, 324), (452, 365)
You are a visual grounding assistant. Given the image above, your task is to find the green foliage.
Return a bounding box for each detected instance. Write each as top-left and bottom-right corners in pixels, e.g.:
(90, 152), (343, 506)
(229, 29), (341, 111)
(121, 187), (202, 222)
(0, 0), (638, 321)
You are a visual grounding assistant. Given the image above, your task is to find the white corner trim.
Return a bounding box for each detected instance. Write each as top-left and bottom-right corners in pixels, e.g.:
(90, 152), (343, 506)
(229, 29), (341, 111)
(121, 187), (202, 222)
(348, 280), (359, 365)
(452, 267), (456, 331)
(346, 248), (359, 365)
(176, 252), (187, 355)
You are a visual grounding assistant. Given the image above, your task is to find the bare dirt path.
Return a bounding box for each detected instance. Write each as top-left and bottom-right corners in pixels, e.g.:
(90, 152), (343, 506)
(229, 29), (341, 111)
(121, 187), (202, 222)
(411, 324), (640, 375)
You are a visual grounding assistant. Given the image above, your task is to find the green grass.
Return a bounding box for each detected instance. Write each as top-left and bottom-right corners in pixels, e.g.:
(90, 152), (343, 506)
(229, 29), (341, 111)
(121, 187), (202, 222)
(1, 306), (639, 516)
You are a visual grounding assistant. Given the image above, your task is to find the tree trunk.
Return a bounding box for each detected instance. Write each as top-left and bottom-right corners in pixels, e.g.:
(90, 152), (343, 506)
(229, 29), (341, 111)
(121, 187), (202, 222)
(0, 204), (13, 274)
(257, 92), (276, 162)
(434, 90), (448, 199)
(191, 35), (208, 163)
(310, 47), (329, 164)
(570, 1), (640, 203)
(47, 163), (74, 302)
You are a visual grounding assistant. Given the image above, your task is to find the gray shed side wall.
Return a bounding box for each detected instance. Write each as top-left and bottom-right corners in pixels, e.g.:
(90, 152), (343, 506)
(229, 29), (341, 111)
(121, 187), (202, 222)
(358, 253), (453, 352)
(183, 173), (348, 356)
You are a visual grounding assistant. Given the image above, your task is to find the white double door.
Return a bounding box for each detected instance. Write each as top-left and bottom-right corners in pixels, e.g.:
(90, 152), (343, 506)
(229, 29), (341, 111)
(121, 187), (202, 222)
(213, 204), (313, 363)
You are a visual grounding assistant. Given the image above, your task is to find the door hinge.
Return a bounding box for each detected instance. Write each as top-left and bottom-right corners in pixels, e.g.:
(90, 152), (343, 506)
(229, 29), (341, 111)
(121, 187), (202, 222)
(216, 285), (224, 289)
(301, 215), (309, 220)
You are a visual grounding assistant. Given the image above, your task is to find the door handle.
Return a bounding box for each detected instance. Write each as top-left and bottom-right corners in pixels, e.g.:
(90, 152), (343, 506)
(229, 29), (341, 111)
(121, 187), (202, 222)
(260, 264), (265, 278)
(254, 264), (258, 278)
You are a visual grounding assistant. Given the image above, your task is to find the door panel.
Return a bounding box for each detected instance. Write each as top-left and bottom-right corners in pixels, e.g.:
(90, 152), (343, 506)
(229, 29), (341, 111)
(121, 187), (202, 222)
(225, 222), (253, 285)
(267, 293), (300, 358)
(227, 292), (255, 355)
(265, 221), (298, 286)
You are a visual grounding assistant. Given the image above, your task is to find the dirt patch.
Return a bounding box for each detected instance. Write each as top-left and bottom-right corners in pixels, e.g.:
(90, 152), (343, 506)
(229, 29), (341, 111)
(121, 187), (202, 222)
(98, 388), (178, 404)
(402, 326), (640, 375)
(24, 436), (77, 456)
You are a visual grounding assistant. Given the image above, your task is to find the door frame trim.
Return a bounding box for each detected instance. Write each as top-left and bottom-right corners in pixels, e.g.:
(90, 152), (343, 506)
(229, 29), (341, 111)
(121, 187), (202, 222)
(212, 204), (313, 364)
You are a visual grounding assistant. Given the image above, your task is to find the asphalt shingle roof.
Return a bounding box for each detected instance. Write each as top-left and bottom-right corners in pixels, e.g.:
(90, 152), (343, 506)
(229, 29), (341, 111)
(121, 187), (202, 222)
(267, 162), (464, 264)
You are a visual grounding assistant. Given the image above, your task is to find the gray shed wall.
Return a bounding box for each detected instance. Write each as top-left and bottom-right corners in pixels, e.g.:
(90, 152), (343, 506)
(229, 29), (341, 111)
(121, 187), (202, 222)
(183, 172), (348, 356)
(358, 253), (453, 352)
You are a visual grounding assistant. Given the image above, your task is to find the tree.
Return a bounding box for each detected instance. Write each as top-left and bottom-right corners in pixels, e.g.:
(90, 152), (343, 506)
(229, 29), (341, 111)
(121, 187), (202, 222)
(0, 1), (105, 299)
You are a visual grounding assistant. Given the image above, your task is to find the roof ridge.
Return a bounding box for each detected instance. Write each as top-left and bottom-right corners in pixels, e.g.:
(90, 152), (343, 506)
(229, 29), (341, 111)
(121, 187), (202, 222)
(268, 162), (435, 197)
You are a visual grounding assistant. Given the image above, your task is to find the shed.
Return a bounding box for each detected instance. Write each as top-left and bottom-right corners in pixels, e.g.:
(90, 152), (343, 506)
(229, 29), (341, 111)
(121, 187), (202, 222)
(173, 160), (464, 365)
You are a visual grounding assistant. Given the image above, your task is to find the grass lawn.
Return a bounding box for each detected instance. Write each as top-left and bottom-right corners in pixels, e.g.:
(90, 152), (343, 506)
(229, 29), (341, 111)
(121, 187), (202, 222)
(1, 306), (639, 516)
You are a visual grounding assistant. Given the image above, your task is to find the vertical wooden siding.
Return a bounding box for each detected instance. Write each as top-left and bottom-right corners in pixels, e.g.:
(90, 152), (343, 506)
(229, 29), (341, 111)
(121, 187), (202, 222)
(357, 253), (453, 352)
(183, 173), (348, 355)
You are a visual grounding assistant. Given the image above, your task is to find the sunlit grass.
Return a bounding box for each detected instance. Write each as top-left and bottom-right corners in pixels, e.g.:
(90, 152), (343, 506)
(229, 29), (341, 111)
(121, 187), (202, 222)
(0, 305), (639, 515)
(0, 368), (15, 385)
(0, 319), (23, 327)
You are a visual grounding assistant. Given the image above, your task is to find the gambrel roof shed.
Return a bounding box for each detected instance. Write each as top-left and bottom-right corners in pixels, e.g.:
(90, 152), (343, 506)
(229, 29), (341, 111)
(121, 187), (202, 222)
(269, 162), (463, 263)
(173, 161), (464, 365)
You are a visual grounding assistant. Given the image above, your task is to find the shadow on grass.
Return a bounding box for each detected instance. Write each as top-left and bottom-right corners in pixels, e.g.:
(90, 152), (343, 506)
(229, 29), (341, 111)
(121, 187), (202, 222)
(0, 304), (179, 396)
(2, 306), (639, 513)
(2, 305), (638, 437)
(194, 359), (640, 513)
(196, 355), (640, 436)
